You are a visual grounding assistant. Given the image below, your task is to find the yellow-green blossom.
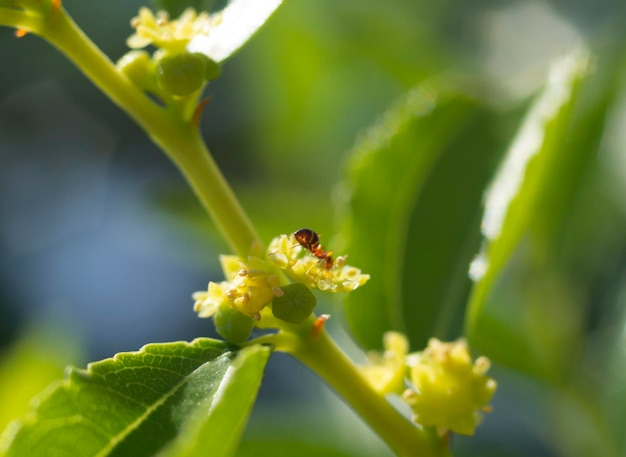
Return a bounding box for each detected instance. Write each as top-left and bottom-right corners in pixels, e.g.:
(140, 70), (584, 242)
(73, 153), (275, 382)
(193, 281), (229, 318)
(267, 234), (369, 293)
(127, 7), (221, 52)
(193, 255), (282, 320)
(361, 332), (409, 395)
(403, 338), (497, 436)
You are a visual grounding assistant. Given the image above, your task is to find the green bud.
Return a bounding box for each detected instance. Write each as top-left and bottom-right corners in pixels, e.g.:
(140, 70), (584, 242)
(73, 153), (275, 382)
(271, 283), (317, 324)
(214, 302), (254, 344)
(116, 50), (154, 90)
(156, 51), (212, 97)
(204, 56), (222, 81)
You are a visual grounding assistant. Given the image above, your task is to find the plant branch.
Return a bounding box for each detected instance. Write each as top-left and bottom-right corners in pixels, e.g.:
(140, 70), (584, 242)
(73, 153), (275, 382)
(1, 7), (448, 456)
(281, 323), (450, 457)
(0, 6), (260, 256)
(0, 8), (41, 32)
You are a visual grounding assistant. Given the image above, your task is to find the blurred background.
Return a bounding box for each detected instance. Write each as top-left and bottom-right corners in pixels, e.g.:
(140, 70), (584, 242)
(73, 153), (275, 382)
(1, 0), (626, 455)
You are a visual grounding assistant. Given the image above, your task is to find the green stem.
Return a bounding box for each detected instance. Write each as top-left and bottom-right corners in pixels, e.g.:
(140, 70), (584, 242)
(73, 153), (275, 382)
(0, 8), (40, 31)
(0, 7), (260, 256)
(252, 323), (449, 457)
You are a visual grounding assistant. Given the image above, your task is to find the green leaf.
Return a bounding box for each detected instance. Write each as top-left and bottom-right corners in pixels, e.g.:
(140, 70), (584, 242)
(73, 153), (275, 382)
(187, 0), (284, 63)
(0, 327), (82, 434)
(1, 339), (271, 457)
(466, 50), (589, 334)
(465, 47), (619, 373)
(336, 83), (502, 350)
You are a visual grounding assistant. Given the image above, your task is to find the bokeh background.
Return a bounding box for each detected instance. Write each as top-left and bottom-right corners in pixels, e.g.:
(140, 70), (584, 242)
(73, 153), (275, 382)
(1, 0), (626, 456)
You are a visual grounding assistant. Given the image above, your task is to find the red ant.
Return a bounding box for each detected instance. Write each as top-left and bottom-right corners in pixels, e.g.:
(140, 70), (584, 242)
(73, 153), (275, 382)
(293, 228), (333, 269)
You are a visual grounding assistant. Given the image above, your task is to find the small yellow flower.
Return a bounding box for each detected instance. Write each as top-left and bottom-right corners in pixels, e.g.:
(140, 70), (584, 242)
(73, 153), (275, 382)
(219, 255), (243, 281)
(193, 255), (282, 320)
(127, 7), (221, 52)
(193, 281), (229, 318)
(361, 332), (409, 395)
(225, 257), (283, 319)
(267, 234), (369, 293)
(403, 338), (497, 436)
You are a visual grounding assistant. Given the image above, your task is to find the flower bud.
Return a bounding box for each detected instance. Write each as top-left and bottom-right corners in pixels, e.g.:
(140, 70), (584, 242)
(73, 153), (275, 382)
(156, 51), (214, 97)
(203, 56), (221, 81)
(214, 301), (254, 344)
(116, 50), (154, 90)
(271, 283), (317, 324)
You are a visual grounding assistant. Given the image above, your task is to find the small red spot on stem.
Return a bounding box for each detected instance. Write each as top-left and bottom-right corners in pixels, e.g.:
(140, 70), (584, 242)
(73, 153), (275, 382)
(52, 0), (62, 11)
(15, 29), (28, 38)
(312, 314), (330, 336)
(191, 97), (211, 127)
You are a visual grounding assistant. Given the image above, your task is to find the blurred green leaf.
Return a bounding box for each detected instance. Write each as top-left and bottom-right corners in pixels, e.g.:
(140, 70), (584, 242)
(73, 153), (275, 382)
(0, 327), (82, 434)
(336, 83), (501, 350)
(465, 47), (621, 378)
(466, 49), (589, 335)
(1, 339), (270, 457)
(236, 1), (450, 190)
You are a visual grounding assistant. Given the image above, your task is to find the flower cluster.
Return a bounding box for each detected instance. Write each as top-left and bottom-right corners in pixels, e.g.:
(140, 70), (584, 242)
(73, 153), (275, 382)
(193, 255), (282, 321)
(193, 231), (370, 341)
(361, 333), (497, 436)
(267, 233), (370, 292)
(127, 7), (221, 53)
(117, 8), (222, 99)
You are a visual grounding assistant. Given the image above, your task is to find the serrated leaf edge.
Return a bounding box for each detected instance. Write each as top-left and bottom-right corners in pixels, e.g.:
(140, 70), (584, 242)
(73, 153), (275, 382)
(1, 338), (233, 457)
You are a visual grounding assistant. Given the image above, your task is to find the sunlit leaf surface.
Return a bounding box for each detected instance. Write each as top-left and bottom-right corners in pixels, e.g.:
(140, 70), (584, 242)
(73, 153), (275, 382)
(1, 339), (270, 457)
(187, 0), (283, 63)
(464, 47), (622, 384)
(466, 49), (590, 342)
